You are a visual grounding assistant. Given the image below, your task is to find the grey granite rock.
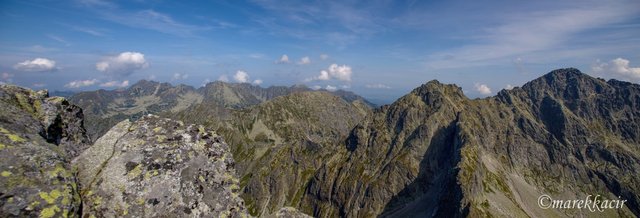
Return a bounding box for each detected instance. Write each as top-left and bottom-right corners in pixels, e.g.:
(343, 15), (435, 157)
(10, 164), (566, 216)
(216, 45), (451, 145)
(74, 114), (249, 217)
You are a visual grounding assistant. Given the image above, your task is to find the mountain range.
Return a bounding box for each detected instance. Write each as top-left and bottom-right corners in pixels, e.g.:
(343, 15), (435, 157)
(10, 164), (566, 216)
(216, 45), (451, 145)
(1, 68), (638, 217)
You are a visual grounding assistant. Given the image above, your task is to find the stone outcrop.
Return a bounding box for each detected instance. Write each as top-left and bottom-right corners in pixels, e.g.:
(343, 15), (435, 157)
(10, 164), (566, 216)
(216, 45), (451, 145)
(0, 85), (89, 217)
(74, 115), (249, 217)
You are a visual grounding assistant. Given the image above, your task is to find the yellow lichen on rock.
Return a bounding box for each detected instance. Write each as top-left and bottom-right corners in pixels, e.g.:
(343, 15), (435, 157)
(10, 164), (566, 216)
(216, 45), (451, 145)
(127, 164), (143, 179)
(0, 127), (26, 143)
(39, 205), (60, 218)
(39, 189), (62, 204)
(1, 171), (11, 177)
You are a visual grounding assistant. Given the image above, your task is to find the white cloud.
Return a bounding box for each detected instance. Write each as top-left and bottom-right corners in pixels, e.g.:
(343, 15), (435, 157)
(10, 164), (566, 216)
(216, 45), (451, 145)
(65, 79), (99, 88)
(474, 83), (492, 95)
(505, 84), (515, 90)
(307, 63), (353, 82)
(325, 85), (337, 91)
(47, 34), (70, 46)
(424, 3), (639, 69)
(172, 72), (189, 81)
(217, 75), (229, 82)
(32, 83), (46, 88)
(298, 56), (311, 65)
(276, 54), (290, 64)
(100, 9), (207, 37)
(365, 83), (391, 89)
(26, 45), (57, 53)
(311, 85), (322, 90)
(592, 58), (640, 82)
(253, 79), (263, 85)
(249, 53), (264, 59)
(1, 73), (14, 83)
(14, 58), (57, 72)
(201, 78), (211, 87)
(234, 70), (250, 83)
(100, 80), (129, 88)
(320, 54), (329, 60)
(96, 52), (148, 77)
(2, 73), (13, 80)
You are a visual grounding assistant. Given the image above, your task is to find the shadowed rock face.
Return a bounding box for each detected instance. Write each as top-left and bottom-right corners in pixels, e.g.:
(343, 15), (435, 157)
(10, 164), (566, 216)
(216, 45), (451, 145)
(302, 68), (640, 217)
(74, 115), (249, 217)
(0, 85), (89, 217)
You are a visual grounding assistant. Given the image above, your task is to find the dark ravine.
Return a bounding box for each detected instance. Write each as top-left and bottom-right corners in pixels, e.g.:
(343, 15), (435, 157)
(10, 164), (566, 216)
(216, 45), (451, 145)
(1, 68), (639, 218)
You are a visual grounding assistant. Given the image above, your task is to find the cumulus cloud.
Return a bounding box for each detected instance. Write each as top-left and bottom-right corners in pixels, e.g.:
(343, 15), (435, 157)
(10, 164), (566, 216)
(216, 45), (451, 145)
(96, 52), (148, 77)
(306, 63), (353, 82)
(234, 70), (249, 83)
(365, 83), (391, 89)
(100, 80), (129, 88)
(505, 84), (515, 90)
(325, 85), (337, 91)
(592, 58), (640, 82)
(253, 79), (263, 85)
(14, 58), (57, 72)
(275, 54), (290, 64)
(474, 83), (492, 95)
(217, 75), (229, 82)
(65, 79), (99, 88)
(311, 85), (322, 90)
(172, 73), (188, 81)
(298, 56), (311, 65)
(320, 54), (329, 60)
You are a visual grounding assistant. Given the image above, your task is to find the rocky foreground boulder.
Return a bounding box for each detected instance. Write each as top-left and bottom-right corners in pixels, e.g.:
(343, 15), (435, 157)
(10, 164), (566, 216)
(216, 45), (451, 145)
(0, 85), (89, 217)
(74, 114), (249, 217)
(0, 85), (311, 217)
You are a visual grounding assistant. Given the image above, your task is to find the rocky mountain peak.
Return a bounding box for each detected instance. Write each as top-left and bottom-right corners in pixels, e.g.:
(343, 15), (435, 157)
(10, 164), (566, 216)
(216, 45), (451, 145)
(411, 80), (465, 100)
(519, 68), (610, 101)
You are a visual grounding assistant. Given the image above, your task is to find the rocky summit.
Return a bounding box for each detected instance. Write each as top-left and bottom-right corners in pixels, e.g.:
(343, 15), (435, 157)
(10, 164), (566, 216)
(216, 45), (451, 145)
(74, 115), (249, 217)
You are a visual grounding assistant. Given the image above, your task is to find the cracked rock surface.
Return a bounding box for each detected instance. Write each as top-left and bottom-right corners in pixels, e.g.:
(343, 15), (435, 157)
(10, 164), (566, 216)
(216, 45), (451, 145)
(74, 114), (249, 217)
(0, 85), (89, 217)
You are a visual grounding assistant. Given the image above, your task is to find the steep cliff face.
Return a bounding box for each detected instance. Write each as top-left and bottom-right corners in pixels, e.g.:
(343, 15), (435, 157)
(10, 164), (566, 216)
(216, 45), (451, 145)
(303, 81), (468, 217)
(303, 69), (640, 217)
(0, 85), (89, 217)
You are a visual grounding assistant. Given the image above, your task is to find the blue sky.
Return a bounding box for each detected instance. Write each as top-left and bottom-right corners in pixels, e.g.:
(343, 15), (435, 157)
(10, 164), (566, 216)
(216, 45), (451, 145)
(1, 0), (639, 103)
